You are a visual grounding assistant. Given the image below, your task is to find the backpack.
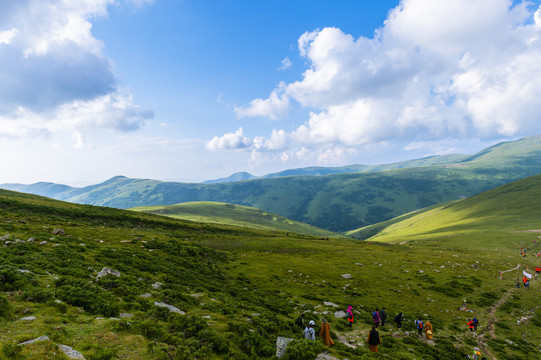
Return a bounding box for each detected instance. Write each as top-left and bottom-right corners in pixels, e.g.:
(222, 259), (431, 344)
(295, 316), (303, 327)
(416, 320), (423, 329)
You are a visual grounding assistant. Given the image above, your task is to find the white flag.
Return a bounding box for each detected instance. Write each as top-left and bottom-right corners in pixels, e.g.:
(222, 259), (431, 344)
(523, 270), (532, 279)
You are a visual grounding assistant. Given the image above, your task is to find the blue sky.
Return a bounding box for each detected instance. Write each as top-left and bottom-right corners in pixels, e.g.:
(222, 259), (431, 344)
(1, 0), (541, 185)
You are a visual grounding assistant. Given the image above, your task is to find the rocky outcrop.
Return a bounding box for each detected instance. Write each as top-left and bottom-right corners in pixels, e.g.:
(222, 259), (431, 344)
(58, 344), (85, 359)
(276, 337), (294, 358)
(154, 302), (185, 314)
(96, 267), (121, 278)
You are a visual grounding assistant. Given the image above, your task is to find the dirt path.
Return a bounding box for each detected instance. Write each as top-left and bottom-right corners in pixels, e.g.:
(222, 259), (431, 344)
(476, 290), (513, 359)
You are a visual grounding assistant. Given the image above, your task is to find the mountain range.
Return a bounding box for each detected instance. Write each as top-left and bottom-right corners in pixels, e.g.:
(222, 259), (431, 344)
(3, 135), (541, 233)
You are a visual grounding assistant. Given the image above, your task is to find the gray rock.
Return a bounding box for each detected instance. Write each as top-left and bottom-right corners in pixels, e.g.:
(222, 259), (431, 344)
(96, 267), (121, 278)
(334, 310), (347, 319)
(276, 337), (295, 358)
(0, 234), (10, 241)
(19, 316), (36, 321)
(140, 293), (152, 298)
(39, 241), (47, 245)
(151, 282), (162, 289)
(154, 302), (185, 314)
(52, 229), (65, 236)
(58, 344), (85, 359)
(316, 353), (340, 360)
(120, 313), (133, 318)
(323, 301), (339, 307)
(18, 336), (50, 345)
(341, 274), (352, 279)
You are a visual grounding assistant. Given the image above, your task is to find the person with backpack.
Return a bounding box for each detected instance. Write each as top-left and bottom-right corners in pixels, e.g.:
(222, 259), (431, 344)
(472, 317), (479, 332)
(372, 308), (381, 328)
(346, 305), (354, 328)
(424, 319), (433, 340)
(380, 307), (387, 326)
(366, 325), (381, 353)
(468, 319), (475, 333)
(295, 313), (305, 328)
(303, 320), (316, 340)
(394, 312), (403, 329)
(414, 319), (423, 337)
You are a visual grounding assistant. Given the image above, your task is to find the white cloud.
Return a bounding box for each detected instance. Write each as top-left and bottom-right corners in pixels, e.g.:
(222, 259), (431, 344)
(227, 0), (541, 167)
(0, 0), (153, 142)
(206, 127), (252, 150)
(234, 83), (290, 119)
(278, 56), (292, 70)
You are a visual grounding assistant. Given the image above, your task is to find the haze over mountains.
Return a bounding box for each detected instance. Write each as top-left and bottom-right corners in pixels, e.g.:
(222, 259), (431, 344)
(3, 135), (541, 233)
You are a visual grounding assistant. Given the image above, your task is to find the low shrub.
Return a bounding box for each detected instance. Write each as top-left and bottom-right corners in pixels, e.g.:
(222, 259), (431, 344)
(282, 339), (324, 360)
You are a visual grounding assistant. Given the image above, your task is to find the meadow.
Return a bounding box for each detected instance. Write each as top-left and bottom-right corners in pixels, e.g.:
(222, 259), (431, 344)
(1, 173), (541, 359)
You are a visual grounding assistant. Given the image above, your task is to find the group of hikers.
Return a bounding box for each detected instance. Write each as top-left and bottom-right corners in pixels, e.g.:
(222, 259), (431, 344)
(295, 307), (467, 354)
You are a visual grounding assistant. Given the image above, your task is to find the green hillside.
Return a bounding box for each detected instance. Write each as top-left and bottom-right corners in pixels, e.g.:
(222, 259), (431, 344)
(1, 185), (541, 359)
(131, 201), (341, 238)
(354, 173), (541, 243)
(3, 135), (541, 233)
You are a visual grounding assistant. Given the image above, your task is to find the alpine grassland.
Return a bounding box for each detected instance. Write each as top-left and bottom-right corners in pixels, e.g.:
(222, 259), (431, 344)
(1, 172), (541, 359)
(130, 201), (341, 238)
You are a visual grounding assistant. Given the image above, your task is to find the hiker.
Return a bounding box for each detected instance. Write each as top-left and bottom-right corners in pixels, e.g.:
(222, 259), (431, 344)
(424, 319), (433, 340)
(303, 320), (316, 340)
(319, 318), (334, 346)
(295, 313), (305, 328)
(394, 312), (403, 329)
(472, 317), (479, 332)
(346, 306), (354, 328)
(515, 279), (521, 288)
(380, 307), (388, 326)
(468, 319), (475, 333)
(372, 308), (381, 328)
(367, 325), (381, 353)
(471, 347), (483, 359)
(414, 319), (423, 337)
(523, 276), (530, 289)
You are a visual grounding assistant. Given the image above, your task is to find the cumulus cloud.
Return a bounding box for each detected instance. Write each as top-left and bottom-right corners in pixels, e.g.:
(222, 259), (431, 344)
(278, 56), (292, 70)
(234, 83), (290, 119)
(228, 0), (541, 165)
(0, 0), (152, 141)
(206, 127), (252, 150)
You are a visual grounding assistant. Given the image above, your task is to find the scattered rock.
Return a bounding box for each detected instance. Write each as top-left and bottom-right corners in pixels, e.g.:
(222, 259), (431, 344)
(27, 237), (35, 242)
(140, 293), (152, 298)
(119, 313), (133, 318)
(315, 353), (340, 360)
(96, 267), (121, 278)
(18, 336), (50, 346)
(154, 302), (185, 314)
(52, 229), (65, 236)
(341, 274), (352, 279)
(19, 316), (36, 321)
(39, 241), (47, 245)
(152, 282), (162, 289)
(334, 311), (346, 319)
(58, 344), (86, 359)
(276, 337), (295, 358)
(323, 301), (339, 308)
(418, 270), (424, 274)
(120, 240), (132, 243)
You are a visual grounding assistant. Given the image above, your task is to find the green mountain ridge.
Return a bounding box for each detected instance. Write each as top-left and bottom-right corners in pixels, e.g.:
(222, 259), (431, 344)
(3, 135), (541, 233)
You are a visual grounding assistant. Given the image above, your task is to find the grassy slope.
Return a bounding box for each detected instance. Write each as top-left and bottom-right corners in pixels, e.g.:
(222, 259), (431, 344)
(130, 201), (341, 238)
(1, 179), (541, 359)
(4, 135), (541, 234)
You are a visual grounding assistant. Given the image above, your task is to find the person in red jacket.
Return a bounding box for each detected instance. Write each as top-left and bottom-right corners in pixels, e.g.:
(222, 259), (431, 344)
(468, 319), (475, 332)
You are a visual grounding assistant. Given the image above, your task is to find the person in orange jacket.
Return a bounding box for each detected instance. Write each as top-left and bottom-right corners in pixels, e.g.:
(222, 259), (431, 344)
(319, 318), (334, 346)
(424, 320), (433, 340)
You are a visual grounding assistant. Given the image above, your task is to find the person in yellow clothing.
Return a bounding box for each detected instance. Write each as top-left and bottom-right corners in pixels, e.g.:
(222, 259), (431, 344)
(424, 319), (433, 340)
(367, 326), (381, 353)
(319, 318), (334, 346)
